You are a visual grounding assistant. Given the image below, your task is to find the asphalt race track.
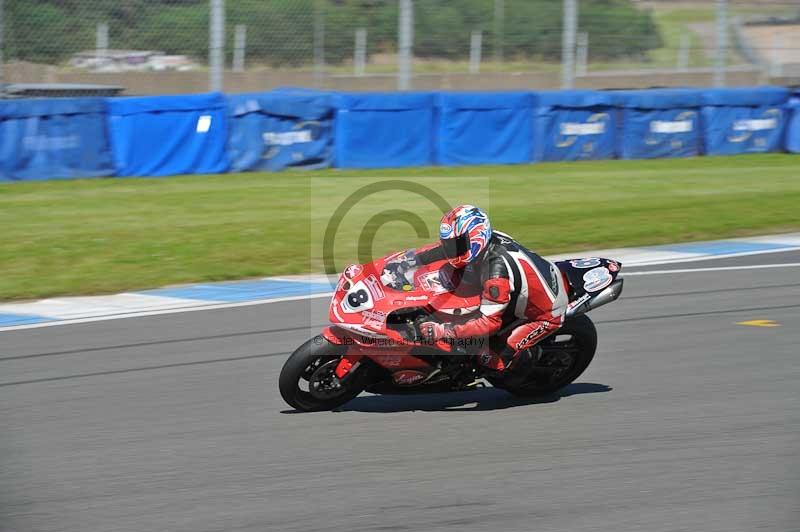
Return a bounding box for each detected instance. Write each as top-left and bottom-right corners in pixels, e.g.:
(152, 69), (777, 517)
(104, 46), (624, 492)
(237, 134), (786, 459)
(2, 252), (798, 532)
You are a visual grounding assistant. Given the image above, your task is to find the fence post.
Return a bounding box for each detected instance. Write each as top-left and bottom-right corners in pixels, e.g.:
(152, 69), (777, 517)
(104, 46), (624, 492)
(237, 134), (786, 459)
(0, 0), (5, 95)
(562, 0), (577, 89)
(469, 30), (483, 74)
(714, 0), (728, 87)
(769, 33), (783, 78)
(96, 23), (109, 70)
(398, 0), (413, 90)
(576, 31), (588, 77)
(354, 28), (367, 77)
(233, 24), (246, 73)
(493, 0), (504, 63)
(313, 0), (325, 88)
(209, 0), (225, 92)
(677, 33), (690, 72)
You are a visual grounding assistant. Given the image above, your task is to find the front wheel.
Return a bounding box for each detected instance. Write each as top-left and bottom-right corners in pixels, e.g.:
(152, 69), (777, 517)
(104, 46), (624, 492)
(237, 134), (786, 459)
(279, 336), (370, 412)
(492, 314), (598, 398)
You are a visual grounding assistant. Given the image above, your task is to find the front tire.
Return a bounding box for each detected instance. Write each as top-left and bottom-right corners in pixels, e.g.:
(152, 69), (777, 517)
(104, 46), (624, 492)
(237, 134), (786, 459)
(279, 336), (369, 412)
(493, 314), (598, 398)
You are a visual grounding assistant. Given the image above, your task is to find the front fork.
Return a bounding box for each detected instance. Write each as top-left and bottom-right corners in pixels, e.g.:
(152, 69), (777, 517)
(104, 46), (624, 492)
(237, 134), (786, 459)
(334, 353), (364, 380)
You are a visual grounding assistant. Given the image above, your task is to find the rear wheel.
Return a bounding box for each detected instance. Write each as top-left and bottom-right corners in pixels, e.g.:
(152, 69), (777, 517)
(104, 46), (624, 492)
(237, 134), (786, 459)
(279, 336), (370, 412)
(492, 315), (598, 398)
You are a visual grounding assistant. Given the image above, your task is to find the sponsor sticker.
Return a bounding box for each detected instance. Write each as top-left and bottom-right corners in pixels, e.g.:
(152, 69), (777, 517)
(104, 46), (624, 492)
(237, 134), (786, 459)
(263, 130), (313, 146)
(392, 369), (427, 386)
(374, 354), (403, 367)
(607, 260), (620, 273)
(22, 135), (80, 150)
(560, 122), (605, 136)
(405, 295), (428, 302)
(344, 264), (363, 279)
(418, 271), (448, 294)
(364, 274), (386, 301)
(337, 322), (383, 337)
(439, 223), (453, 238)
(361, 309), (386, 330)
(732, 118), (777, 132)
(650, 120), (693, 134)
(567, 293), (591, 311)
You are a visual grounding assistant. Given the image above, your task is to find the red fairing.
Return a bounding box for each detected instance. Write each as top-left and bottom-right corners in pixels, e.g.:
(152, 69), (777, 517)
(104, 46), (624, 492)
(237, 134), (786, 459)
(321, 326), (345, 344)
(451, 276), (510, 338)
(369, 352), (433, 370)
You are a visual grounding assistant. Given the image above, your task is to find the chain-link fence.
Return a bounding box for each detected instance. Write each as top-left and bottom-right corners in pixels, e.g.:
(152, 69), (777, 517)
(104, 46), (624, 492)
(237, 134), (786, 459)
(1, 1), (799, 97)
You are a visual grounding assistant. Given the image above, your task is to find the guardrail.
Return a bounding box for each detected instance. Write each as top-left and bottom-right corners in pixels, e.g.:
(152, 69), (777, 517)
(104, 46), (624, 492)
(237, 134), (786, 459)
(0, 87), (797, 182)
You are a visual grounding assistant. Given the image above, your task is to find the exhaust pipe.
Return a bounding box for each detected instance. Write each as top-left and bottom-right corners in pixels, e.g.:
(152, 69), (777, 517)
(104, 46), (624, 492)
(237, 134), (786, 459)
(567, 278), (624, 317)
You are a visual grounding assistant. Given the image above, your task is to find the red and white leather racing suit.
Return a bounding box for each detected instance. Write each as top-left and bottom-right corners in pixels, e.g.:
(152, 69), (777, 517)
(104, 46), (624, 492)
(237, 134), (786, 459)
(417, 231), (568, 366)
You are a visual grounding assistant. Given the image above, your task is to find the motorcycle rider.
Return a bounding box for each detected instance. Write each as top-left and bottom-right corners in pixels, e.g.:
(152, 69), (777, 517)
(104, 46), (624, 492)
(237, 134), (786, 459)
(416, 204), (568, 385)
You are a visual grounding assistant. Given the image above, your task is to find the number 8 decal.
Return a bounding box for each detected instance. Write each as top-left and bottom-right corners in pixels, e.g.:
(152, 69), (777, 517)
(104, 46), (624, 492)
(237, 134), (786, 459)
(583, 267), (613, 292)
(347, 289), (369, 308)
(340, 280), (374, 313)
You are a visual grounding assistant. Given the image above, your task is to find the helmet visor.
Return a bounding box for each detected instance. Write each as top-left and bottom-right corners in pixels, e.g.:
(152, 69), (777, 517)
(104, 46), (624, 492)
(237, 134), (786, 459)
(441, 233), (470, 261)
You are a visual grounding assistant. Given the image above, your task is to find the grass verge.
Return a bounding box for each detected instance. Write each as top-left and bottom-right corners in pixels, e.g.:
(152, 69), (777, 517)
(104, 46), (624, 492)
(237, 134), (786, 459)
(1, 154), (799, 301)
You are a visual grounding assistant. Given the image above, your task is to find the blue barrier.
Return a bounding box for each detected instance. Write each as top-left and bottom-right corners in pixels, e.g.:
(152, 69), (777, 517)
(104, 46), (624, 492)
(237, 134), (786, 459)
(700, 87), (789, 156)
(1, 87), (797, 182)
(0, 98), (114, 181)
(333, 92), (435, 168)
(107, 92), (229, 177)
(227, 88), (334, 172)
(533, 90), (617, 162)
(435, 92), (535, 165)
(785, 91), (800, 153)
(613, 89), (703, 159)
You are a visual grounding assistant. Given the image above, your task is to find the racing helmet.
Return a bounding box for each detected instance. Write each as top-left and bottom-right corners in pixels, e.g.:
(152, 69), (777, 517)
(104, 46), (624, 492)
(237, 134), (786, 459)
(438, 204), (492, 268)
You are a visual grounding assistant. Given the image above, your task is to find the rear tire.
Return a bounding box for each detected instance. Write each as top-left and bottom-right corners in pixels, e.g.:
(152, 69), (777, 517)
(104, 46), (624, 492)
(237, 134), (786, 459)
(279, 336), (369, 412)
(491, 314), (598, 398)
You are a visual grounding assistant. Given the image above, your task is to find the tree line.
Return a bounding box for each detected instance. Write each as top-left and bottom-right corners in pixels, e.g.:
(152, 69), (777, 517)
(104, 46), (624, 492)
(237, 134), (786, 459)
(6, 0), (662, 67)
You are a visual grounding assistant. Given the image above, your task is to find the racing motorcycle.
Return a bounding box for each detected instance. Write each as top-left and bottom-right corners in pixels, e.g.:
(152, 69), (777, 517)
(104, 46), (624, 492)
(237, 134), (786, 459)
(279, 249), (623, 412)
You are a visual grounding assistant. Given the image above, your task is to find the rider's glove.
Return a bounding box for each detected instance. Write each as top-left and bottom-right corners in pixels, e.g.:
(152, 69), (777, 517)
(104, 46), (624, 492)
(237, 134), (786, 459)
(420, 322), (454, 343)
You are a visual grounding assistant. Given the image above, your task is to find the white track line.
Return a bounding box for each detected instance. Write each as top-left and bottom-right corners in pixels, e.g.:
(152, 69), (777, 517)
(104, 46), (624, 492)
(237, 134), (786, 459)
(3, 252), (800, 333)
(621, 246), (800, 267)
(0, 292), (333, 333)
(623, 262), (800, 276)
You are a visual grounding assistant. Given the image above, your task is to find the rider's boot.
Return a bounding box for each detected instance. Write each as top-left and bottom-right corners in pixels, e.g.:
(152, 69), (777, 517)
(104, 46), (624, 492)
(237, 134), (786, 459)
(502, 345), (543, 388)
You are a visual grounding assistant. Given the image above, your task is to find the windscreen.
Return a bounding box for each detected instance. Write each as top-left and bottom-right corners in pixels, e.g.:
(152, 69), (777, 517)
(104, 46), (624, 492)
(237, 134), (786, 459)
(380, 250), (419, 291)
